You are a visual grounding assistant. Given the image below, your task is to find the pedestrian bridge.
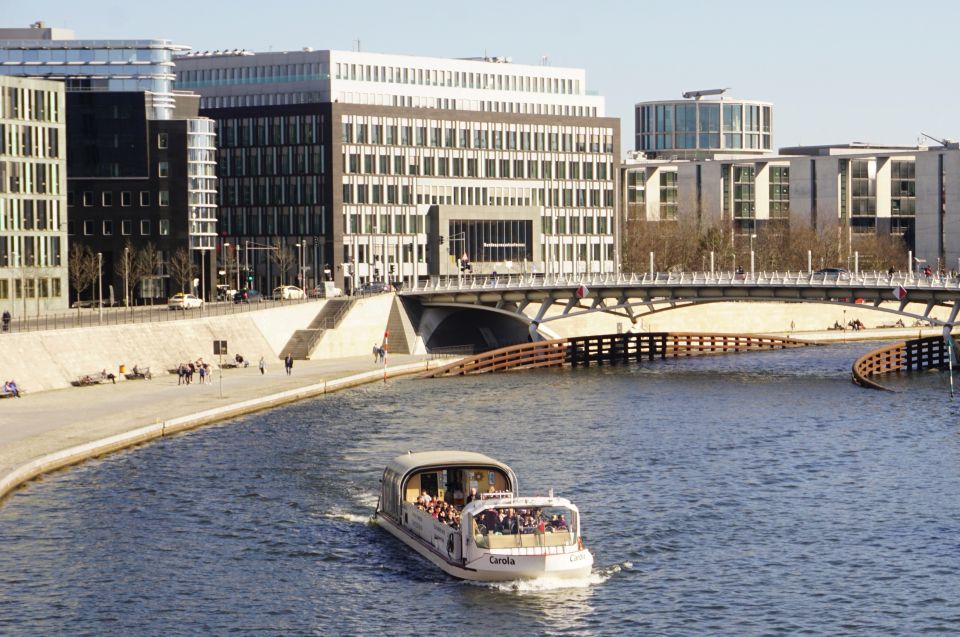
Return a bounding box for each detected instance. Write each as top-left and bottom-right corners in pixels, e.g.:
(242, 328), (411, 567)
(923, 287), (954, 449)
(400, 271), (960, 350)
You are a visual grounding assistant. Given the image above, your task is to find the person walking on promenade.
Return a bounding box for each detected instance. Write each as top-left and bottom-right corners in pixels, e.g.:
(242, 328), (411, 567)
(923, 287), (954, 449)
(372, 343), (379, 363)
(259, 356), (265, 375)
(198, 364), (206, 385)
(177, 363), (185, 386)
(284, 353), (293, 375)
(1, 310), (10, 333)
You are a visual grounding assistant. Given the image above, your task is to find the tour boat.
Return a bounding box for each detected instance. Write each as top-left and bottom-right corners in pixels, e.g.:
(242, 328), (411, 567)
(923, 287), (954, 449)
(374, 450), (593, 581)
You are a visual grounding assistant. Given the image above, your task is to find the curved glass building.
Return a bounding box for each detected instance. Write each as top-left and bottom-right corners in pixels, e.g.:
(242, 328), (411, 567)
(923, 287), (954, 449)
(635, 97), (772, 159)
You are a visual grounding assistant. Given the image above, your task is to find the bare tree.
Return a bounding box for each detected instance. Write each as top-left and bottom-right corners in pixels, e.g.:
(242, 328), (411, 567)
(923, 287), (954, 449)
(68, 244), (98, 309)
(269, 240), (297, 286)
(167, 248), (195, 294)
(133, 242), (161, 302)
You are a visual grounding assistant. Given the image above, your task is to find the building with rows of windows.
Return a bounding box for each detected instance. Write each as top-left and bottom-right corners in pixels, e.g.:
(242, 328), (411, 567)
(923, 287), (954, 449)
(0, 74), (67, 315)
(175, 49), (618, 292)
(622, 141), (960, 270)
(0, 23), (217, 304)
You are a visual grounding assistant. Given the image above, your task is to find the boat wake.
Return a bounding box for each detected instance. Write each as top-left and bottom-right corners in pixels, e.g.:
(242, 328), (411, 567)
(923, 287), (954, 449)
(476, 561), (632, 592)
(323, 508), (375, 524)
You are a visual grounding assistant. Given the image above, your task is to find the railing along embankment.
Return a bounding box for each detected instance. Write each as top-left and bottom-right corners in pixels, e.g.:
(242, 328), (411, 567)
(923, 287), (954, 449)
(853, 335), (951, 390)
(422, 332), (813, 378)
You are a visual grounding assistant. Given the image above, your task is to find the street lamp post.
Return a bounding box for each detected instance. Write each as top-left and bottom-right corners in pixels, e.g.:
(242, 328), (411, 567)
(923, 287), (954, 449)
(749, 233), (757, 277)
(295, 242), (305, 290)
(123, 246), (129, 308)
(97, 252), (103, 324)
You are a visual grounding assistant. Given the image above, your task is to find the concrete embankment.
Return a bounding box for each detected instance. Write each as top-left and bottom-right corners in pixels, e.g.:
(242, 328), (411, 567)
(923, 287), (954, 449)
(0, 354), (447, 506)
(0, 294), (398, 393)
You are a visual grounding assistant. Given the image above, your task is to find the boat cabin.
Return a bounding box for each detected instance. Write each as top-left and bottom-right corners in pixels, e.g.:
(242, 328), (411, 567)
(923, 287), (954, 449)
(379, 450), (518, 521)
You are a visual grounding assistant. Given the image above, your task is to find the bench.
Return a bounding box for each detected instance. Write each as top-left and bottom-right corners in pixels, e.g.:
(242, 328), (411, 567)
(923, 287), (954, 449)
(72, 371), (116, 386)
(124, 366), (152, 380)
(0, 389), (21, 399)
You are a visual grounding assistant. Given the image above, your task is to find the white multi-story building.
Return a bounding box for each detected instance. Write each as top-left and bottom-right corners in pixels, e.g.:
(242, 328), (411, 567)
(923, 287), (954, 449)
(176, 50), (619, 292)
(622, 142), (960, 271)
(0, 74), (67, 314)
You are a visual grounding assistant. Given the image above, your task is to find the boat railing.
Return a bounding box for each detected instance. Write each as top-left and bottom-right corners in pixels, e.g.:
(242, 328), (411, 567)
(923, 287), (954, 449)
(479, 491), (515, 500)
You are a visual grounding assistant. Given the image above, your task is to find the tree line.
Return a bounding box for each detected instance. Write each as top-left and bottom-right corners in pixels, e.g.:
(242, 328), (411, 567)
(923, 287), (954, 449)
(621, 218), (909, 274)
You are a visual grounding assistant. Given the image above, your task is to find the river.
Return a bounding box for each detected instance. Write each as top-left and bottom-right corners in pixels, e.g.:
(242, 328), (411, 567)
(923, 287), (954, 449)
(1, 343), (958, 636)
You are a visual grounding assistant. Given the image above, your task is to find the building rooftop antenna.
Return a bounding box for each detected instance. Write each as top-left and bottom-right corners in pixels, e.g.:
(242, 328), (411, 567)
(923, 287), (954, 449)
(920, 131), (952, 147)
(682, 88), (730, 100)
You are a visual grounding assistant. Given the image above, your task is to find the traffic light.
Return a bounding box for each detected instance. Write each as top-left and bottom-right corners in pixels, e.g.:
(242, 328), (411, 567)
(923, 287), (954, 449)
(247, 275), (254, 282)
(439, 236), (445, 245)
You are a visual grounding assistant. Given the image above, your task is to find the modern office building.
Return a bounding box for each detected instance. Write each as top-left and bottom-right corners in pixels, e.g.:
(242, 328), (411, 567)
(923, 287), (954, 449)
(0, 74), (67, 315)
(621, 141), (960, 270)
(636, 90), (773, 160)
(0, 23), (217, 304)
(175, 49), (619, 292)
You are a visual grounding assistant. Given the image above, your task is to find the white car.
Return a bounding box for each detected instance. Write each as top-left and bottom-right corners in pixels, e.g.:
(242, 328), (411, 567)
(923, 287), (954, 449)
(167, 293), (204, 310)
(272, 285), (306, 300)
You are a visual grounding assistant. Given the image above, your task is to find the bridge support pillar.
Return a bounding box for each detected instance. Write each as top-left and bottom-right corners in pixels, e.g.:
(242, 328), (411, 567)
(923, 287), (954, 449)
(943, 303), (960, 365)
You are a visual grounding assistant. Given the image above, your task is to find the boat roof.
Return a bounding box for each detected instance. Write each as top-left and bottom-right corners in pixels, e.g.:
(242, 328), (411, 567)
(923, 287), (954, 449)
(385, 450), (514, 476)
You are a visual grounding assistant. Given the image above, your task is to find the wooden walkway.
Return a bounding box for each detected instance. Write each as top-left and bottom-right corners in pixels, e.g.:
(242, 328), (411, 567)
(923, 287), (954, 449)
(852, 335), (952, 390)
(422, 332), (813, 378)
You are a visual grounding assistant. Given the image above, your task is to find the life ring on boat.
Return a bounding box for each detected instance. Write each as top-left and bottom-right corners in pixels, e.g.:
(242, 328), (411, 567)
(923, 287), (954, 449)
(446, 535), (455, 557)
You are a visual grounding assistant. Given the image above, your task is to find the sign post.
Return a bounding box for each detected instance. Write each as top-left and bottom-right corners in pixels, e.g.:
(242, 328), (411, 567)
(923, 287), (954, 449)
(213, 339), (227, 398)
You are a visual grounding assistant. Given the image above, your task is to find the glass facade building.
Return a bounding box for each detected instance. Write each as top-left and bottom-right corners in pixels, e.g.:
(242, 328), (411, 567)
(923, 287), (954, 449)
(0, 25), (218, 303)
(636, 98), (773, 159)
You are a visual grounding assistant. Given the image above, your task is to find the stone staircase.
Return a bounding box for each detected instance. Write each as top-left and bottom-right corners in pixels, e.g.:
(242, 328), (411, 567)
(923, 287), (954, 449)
(280, 298), (356, 360)
(385, 297), (419, 354)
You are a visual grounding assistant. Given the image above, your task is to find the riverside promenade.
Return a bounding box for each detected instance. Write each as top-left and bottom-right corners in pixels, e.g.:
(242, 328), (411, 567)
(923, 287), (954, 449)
(0, 354), (439, 505)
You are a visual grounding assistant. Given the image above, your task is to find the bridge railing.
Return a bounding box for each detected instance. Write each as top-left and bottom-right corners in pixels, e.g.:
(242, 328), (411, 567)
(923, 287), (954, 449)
(410, 271), (960, 293)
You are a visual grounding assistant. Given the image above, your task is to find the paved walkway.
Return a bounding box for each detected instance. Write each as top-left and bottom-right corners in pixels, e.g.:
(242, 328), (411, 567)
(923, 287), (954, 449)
(0, 354), (430, 502)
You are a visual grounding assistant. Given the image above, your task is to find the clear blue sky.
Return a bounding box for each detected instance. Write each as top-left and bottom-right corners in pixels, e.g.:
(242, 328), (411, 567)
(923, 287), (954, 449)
(10, 0), (960, 154)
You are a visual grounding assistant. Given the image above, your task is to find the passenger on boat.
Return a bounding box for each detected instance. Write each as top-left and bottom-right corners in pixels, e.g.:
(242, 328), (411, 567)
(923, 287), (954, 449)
(417, 490), (432, 506)
(465, 487), (479, 505)
(553, 514), (568, 530)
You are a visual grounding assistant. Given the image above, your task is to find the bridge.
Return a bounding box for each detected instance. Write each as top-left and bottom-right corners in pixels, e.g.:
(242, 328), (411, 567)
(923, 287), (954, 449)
(400, 271), (960, 352)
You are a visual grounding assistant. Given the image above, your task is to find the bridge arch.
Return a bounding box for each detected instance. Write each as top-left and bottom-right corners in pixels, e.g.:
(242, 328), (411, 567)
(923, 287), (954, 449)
(418, 303), (560, 352)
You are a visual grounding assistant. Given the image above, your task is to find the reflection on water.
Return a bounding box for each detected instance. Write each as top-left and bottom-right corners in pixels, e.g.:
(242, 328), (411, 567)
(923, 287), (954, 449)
(1, 342), (959, 636)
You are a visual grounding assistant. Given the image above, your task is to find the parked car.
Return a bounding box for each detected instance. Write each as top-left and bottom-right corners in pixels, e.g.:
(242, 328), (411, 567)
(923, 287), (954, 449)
(272, 285), (306, 300)
(167, 293), (203, 310)
(359, 281), (392, 294)
(233, 289), (263, 303)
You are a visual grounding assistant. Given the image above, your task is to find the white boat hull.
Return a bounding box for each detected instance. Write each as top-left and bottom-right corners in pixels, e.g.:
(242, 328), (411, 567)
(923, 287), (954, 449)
(376, 514), (593, 582)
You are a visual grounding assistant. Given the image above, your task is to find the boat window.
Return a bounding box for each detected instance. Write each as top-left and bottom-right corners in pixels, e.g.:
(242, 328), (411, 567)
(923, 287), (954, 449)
(471, 505), (577, 549)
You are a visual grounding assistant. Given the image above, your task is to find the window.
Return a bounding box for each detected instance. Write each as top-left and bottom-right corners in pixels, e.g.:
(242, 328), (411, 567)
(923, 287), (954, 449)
(140, 219), (151, 235)
(102, 192), (113, 207)
(159, 191), (170, 206)
(140, 191), (151, 206)
(159, 219), (170, 235)
(158, 161), (169, 178)
(121, 191), (132, 207)
(158, 133), (168, 149)
(82, 191), (93, 206)
(103, 220), (114, 235)
(83, 220), (94, 235)
(121, 219), (133, 235)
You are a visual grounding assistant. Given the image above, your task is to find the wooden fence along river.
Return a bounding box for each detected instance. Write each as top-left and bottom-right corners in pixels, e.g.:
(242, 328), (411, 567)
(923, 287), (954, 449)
(422, 332), (813, 378)
(852, 335), (952, 390)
